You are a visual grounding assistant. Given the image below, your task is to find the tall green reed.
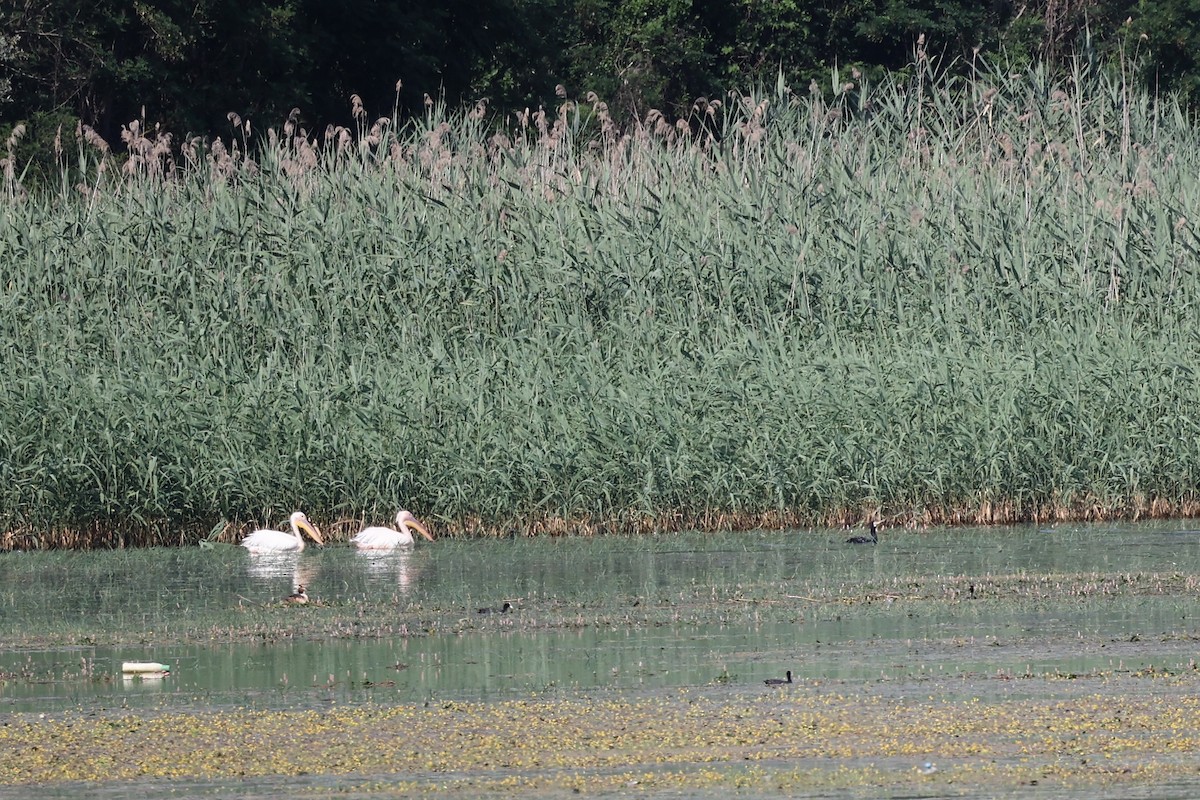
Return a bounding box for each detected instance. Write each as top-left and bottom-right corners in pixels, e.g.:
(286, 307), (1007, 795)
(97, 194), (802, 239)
(3, 54), (1200, 547)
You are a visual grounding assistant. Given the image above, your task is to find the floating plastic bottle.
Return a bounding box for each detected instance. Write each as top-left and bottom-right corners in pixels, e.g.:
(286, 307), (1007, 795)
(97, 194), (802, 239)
(121, 661), (171, 674)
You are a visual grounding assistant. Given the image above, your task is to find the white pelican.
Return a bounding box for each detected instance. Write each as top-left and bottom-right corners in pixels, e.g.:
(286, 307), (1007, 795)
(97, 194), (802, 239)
(240, 511), (324, 554)
(284, 584), (309, 605)
(351, 510), (433, 549)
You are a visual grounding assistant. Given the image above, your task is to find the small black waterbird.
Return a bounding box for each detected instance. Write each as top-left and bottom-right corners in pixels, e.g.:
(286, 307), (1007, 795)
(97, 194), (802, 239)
(477, 601), (514, 615)
(764, 670), (793, 686)
(846, 520), (880, 545)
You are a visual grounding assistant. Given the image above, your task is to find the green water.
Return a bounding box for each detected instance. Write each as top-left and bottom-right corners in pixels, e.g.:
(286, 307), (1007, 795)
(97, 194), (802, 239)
(3, 521), (1200, 713)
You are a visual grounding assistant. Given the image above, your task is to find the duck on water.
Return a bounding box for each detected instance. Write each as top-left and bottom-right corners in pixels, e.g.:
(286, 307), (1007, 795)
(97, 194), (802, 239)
(284, 585), (309, 605)
(846, 519), (880, 545)
(477, 601), (514, 615)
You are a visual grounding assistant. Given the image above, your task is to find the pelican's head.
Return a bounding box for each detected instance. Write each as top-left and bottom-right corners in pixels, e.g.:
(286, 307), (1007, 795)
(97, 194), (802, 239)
(291, 511), (325, 546)
(396, 510), (434, 541)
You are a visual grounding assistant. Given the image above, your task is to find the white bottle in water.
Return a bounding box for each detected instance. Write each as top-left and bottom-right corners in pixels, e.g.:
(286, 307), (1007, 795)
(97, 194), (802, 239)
(121, 661), (171, 674)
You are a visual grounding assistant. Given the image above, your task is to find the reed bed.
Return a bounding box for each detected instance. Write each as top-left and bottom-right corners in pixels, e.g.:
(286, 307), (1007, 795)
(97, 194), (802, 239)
(3, 56), (1200, 547)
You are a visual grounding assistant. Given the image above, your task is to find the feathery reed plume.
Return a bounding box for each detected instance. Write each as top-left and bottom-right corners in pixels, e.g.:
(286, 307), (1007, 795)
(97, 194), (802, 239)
(1, 122), (22, 187)
(6, 121), (25, 153)
(284, 107), (301, 138)
(366, 117), (388, 147)
(209, 137), (234, 177)
(116, 115), (175, 179)
(80, 124), (109, 154)
(391, 78), (404, 120)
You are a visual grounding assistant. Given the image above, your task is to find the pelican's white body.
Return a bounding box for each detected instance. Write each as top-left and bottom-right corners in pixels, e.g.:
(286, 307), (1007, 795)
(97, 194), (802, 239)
(241, 511), (323, 554)
(351, 510), (433, 550)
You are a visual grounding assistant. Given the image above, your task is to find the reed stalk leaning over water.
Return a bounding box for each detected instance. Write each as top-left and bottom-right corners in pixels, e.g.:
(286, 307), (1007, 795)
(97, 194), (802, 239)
(3, 52), (1200, 548)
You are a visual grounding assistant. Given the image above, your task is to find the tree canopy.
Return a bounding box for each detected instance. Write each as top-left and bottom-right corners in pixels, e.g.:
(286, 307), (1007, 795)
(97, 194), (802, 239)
(0, 0), (1190, 146)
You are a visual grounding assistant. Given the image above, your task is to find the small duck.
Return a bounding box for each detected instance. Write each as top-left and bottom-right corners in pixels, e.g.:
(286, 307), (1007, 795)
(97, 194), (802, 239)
(764, 670), (793, 686)
(846, 519), (880, 545)
(284, 584), (309, 605)
(477, 601), (514, 615)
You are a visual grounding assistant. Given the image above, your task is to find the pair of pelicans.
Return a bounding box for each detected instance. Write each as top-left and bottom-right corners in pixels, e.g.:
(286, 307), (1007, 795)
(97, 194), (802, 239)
(239, 509), (433, 554)
(245, 513), (881, 552)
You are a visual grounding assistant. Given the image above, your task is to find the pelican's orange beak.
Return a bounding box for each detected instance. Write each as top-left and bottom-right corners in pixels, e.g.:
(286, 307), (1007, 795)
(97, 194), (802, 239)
(298, 518), (324, 546)
(406, 516), (434, 541)
(411, 519), (434, 542)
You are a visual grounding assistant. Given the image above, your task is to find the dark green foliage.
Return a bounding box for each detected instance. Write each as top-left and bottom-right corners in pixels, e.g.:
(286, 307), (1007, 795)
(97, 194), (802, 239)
(0, 0), (580, 139)
(1129, 0), (1200, 97)
(7, 0), (1200, 142)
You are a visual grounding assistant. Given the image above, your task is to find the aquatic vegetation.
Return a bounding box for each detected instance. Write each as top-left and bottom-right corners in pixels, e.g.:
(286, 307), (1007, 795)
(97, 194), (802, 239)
(3, 685), (1200, 794)
(3, 60), (1200, 546)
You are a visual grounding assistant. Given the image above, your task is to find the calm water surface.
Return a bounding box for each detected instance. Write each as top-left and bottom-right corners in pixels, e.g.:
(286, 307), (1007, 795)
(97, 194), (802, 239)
(3, 520), (1200, 713)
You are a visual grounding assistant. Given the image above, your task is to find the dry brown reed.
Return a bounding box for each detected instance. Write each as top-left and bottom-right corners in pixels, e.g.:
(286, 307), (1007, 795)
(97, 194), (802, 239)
(16, 493), (1198, 550)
